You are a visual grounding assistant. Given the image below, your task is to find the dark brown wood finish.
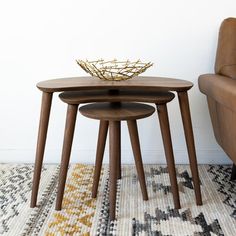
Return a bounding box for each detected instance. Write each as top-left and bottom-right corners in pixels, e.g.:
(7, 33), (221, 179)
(92, 120), (109, 198)
(59, 90), (175, 104)
(79, 102), (155, 121)
(37, 76), (193, 93)
(157, 104), (180, 209)
(117, 125), (122, 180)
(127, 120), (148, 201)
(55, 104), (78, 210)
(177, 91), (202, 205)
(92, 120), (121, 197)
(32, 76), (202, 208)
(79, 102), (156, 220)
(109, 121), (120, 221)
(31, 92), (52, 208)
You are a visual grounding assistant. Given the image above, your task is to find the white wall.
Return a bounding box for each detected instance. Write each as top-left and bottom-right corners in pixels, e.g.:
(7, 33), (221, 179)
(0, 0), (235, 164)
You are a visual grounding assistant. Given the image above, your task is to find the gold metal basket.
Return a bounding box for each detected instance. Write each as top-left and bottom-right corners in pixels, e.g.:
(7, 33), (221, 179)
(76, 59), (153, 81)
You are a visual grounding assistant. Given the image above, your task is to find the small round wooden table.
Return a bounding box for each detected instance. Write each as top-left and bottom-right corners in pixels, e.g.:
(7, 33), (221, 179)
(31, 76), (202, 208)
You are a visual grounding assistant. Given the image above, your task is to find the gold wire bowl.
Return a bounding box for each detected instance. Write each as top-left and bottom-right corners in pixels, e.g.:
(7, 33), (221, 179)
(76, 59), (153, 81)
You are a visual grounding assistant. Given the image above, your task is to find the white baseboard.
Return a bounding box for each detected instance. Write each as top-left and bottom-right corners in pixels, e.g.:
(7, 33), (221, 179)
(0, 148), (232, 164)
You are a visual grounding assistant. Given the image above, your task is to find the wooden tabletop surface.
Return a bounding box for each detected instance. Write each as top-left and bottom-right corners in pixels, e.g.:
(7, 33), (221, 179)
(37, 76), (193, 93)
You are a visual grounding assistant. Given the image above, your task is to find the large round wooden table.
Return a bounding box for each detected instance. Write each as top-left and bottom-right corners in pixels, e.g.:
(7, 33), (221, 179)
(31, 76), (202, 208)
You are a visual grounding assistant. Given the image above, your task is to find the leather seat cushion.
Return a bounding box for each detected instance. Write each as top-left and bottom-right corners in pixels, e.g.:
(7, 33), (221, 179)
(199, 73), (236, 112)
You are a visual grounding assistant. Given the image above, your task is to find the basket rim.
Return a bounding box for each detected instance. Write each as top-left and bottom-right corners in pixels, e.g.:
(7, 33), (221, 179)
(76, 59), (153, 81)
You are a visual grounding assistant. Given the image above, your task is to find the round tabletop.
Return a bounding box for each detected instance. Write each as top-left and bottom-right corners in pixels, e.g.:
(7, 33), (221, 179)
(37, 76), (193, 93)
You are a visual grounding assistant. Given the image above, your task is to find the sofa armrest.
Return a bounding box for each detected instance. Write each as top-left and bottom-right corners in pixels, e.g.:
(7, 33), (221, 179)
(198, 73), (236, 112)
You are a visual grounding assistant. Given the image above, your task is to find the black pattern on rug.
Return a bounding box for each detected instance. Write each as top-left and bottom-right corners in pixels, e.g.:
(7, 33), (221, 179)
(96, 177), (120, 236)
(208, 165), (236, 219)
(1, 164), (236, 235)
(0, 165), (42, 234)
(21, 166), (60, 236)
(132, 207), (224, 236)
(132, 166), (194, 194)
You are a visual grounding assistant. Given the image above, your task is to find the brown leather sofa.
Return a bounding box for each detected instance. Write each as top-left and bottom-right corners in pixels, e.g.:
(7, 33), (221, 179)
(198, 18), (236, 179)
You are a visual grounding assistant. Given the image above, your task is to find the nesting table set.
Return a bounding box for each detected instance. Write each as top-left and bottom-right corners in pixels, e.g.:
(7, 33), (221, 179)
(30, 76), (202, 220)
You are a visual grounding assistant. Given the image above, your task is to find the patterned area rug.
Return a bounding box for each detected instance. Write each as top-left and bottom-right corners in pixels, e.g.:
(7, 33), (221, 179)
(0, 164), (235, 235)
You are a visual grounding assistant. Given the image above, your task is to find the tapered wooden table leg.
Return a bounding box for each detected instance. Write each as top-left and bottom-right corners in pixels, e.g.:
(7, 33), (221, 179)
(117, 152), (121, 180)
(55, 104), (78, 210)
(178, 91), (202, 205)
(109, 121), (120, 221)
(127, 120), (148, 201)
(31, 92), (53, 208)
(157, 104), (181, 209)
(117, 124), (121, 180)
(92, 120), (109, 198)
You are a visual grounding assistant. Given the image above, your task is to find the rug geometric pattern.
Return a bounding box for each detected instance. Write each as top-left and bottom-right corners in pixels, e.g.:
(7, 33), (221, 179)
(208, 165), (236, 219)
(0, 164), (235, 235)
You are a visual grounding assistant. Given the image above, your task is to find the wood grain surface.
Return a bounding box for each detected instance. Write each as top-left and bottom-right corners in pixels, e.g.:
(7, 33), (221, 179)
(59, 89), (175, 104)
(37, 76), (193, 93)
(79, 102), (155, 121)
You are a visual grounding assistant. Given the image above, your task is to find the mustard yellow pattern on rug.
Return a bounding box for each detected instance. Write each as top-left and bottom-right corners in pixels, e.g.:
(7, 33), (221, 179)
(45, 164), (96, 236)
